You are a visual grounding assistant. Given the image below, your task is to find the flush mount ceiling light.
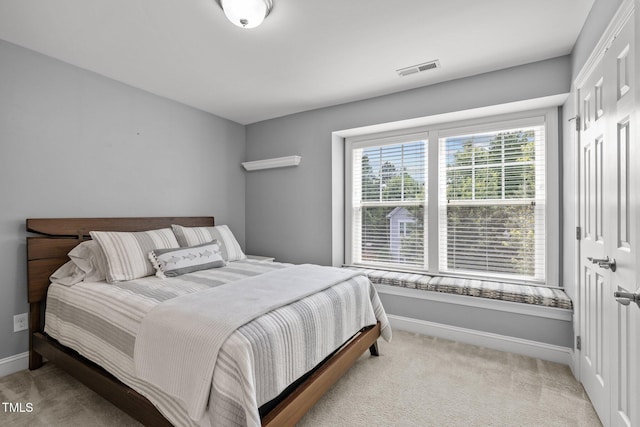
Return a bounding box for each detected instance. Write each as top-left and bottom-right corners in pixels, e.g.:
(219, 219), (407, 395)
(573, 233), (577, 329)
(218, 0), (273, 29)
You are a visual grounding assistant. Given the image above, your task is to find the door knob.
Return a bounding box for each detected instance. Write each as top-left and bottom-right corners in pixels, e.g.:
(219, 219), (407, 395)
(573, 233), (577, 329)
(587, 256), (617, 272)
(614, 289), (640, 308)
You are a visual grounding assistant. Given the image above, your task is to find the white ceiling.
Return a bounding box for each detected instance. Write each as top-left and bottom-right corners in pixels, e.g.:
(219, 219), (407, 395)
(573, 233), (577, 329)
(0, 0), (594, 125)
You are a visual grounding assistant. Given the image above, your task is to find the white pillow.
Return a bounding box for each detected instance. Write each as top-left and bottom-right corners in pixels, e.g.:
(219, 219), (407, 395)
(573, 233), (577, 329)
(90, 228), (179, 282)
(49, 240), (109, 286)
(68, 240), (108, 282)
(49, 261), (86, 287)
(171, 224), (246, 262)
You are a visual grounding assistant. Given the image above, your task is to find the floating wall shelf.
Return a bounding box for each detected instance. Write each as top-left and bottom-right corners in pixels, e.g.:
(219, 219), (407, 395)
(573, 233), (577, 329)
(242, 155), (302, 171)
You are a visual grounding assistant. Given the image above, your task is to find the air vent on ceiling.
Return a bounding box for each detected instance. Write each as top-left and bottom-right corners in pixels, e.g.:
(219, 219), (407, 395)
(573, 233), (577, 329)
(396, 60), (441, 77)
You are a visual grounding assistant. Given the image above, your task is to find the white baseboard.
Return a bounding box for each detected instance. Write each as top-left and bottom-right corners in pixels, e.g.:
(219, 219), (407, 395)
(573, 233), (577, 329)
(388, 314), (573, 366)
(0, 352), (29, 378)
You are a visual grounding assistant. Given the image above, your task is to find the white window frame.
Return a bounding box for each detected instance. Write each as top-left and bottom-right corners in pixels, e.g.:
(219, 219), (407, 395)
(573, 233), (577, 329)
(438, 116), (546, 283)
(345, 132), (429, 271)
(345, 108), (559, 287)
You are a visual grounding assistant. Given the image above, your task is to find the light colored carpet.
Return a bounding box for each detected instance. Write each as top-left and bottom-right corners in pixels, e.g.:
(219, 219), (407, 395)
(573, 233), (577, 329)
(0, 330), (601, 426)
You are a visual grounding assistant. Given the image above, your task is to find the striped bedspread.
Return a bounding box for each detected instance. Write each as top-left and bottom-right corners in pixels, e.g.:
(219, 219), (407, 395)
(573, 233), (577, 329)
(44, 259), (391, 427)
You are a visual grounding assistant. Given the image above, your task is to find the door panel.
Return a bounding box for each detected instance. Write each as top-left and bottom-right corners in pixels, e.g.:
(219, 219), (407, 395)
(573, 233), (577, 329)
(596, 137), (604, 242)
(615, 295), (631, 427)
(617, 120), (631, 249)
(579, 59), (611, 422)
(606, 16), (637, 427)
(578, 12), (638, 427)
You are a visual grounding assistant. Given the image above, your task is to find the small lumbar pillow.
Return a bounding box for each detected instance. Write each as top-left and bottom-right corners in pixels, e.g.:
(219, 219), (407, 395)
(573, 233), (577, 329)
(149, 241), (226, 279)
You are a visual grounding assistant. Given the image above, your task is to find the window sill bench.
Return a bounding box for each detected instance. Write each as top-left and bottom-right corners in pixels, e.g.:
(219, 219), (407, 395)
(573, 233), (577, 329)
(346, 267), (572, 311)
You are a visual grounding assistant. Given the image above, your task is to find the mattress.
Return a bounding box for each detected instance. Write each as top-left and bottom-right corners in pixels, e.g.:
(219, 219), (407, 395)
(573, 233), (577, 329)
(44, 259), (391, 426)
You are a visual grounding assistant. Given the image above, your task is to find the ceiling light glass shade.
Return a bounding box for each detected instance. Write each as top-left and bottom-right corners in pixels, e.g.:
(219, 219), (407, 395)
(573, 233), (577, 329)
(220, 0), (272, 29)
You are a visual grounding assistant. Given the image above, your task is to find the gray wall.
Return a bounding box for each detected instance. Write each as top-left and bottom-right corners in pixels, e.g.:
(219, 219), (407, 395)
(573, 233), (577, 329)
(379, 293), (572, 347)
(245, 56), (572, 346)
(0, 40), (246, 360)
(245, 56), (570, 265)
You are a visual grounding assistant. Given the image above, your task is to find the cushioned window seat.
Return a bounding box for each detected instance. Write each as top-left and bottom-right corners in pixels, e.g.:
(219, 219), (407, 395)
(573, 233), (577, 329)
(346, 267), (572, 310)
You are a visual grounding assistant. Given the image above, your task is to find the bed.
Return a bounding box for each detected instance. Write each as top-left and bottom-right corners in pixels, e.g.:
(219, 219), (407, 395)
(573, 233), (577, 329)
(26, 216), (391, 426)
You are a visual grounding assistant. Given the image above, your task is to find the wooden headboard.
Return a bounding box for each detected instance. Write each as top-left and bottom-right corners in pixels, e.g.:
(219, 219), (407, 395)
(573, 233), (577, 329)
(26, 216), (214, 369)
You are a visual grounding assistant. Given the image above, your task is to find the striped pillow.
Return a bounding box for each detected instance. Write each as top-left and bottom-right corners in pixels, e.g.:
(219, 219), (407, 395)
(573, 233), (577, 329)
(171, 224), (246, 262)
(149, 242), (226, 279)
(90, 228), (179, 282)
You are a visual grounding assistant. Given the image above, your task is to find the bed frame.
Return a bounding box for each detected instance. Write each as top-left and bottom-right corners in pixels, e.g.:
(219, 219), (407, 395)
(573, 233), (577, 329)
(26, 216), (381, 427)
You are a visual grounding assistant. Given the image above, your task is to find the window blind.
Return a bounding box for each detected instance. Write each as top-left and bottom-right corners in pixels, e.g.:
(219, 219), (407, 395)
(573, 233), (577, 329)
(350, 139), (427, 268)
(438, 120), (546, 282)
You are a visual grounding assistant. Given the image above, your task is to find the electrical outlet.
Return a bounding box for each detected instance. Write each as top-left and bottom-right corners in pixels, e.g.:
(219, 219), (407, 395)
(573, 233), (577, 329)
(13, 313), (28, 332)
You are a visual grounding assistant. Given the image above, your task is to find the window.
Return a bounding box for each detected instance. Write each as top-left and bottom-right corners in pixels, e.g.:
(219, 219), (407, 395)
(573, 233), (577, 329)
(438, 118), (545, 282)
(348, 136), (427, 268)
(346, 111), (554, 285)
